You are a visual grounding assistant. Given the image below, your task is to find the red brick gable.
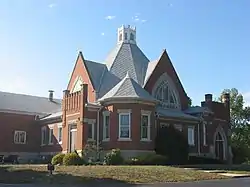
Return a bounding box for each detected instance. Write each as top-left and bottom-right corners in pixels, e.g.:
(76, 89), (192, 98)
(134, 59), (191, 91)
(144, 50), (189, 110)
(66, 52), (96, 103)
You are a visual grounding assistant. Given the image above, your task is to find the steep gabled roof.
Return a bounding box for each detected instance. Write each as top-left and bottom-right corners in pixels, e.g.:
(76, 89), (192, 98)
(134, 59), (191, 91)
(84, 60), (106, 90)
(66, 52), (106, 92)
(98, 72), (157, 103)
(105, 43), (150, 86)
(0, 91), (61, 116)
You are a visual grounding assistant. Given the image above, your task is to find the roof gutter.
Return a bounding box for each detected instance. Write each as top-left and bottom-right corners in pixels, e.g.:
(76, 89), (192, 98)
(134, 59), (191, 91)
(98, 97), (159, 105)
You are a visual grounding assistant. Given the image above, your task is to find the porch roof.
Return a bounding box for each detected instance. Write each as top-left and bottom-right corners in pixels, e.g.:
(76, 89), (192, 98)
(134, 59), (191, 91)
(156, 107), (200, 121)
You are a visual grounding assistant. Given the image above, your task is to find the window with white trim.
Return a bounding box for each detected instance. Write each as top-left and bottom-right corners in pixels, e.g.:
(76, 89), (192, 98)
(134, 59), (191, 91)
(203, 122), (207, 146)
(88, 123), (94, 140)
(14, 131), (26, 144)
(188, 126), (195, 145)
(58, 125), (62, 144)
(41, 127), (47, 145)
(119, 113), (131, 139)
(141, 111), (151, 141)
(174, 124), (183, 132)
(103, 112), (110, 140)
(49, 128), (54, 144)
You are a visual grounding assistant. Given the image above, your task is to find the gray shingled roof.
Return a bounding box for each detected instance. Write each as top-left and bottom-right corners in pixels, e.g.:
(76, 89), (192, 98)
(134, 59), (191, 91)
(184, 106), (213, 114)
(0, 91), (61, 116)
(97, 69), (121, 99)
(84, 60), (106, 90)
(157, 107), (200, 121)
(40, 110), (62, 120)
(98, 72), (157, 103)
(105, 43), (150, 86)
(144, 60), (158, 86)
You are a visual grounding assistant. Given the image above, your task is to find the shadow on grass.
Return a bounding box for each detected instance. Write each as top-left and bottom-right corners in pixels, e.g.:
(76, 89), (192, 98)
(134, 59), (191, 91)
(0, 166), (135, 186)
(176, 164), (250, 172)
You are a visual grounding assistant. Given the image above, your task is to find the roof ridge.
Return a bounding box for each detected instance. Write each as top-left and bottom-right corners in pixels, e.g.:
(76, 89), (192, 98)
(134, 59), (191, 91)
(129, 77), (154, 97)
(85, 59), (105, 66)
(106, 43), (123, 70)
(96, 66), (108, 96)
(112, 75), (130, 96)
(0, 91), (62, 100)
(127, 43), (139, 83)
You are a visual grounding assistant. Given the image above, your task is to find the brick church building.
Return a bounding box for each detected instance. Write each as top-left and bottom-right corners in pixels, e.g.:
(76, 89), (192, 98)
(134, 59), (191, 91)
(0, 25), (232, 163)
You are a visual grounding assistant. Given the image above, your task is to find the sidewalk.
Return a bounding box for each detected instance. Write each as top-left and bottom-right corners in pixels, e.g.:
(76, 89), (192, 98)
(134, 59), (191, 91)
(184, 168), (250, 178)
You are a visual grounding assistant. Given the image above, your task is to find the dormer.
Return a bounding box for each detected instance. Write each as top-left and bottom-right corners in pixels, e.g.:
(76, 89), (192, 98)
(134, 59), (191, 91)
(117, 25), (136, 45)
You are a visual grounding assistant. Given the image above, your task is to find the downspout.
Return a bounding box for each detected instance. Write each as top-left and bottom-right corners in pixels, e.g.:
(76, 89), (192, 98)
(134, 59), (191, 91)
(197, 113), (204, 156)
(197, 120), (200, 156)
(96, 105), (104, 161)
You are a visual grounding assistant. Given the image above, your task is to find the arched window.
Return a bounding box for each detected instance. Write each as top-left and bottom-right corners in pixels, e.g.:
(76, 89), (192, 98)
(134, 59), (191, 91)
(130, 33), (134, 41)
(124, 33), (128, 40)
(152, 73), (180, 109)
(155, 80), (179, 109)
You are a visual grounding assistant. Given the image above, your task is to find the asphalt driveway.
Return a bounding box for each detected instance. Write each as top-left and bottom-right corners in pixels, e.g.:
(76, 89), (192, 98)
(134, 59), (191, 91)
(0, 178), (249, 187)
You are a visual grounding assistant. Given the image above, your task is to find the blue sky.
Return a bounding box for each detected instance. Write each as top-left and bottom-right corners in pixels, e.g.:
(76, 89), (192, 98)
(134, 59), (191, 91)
(0, 0), (250, 106)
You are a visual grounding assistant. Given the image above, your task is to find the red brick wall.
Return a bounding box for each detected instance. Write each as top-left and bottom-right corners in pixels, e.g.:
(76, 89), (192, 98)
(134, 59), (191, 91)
(144, 51), (189, 110)
(99, 103), (156, 151)
(0, 112), (40, 153)
(66, 52), (96, 102)
(40, 122), (63, 153)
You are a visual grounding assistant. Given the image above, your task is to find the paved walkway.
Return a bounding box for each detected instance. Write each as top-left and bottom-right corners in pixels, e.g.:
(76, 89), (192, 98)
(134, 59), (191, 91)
(0, 178), (250, 187)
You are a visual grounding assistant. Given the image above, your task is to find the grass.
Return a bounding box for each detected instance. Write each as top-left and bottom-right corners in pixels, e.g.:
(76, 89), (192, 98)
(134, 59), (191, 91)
(0, 165), (230, 184)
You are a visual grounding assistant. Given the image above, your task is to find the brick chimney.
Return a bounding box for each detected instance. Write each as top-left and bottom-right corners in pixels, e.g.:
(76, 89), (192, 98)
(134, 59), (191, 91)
(205, 94), (212, 102)
(203, 94), (213, 109)
(48, 90), (54, 101)
(222, 93), (230, 119)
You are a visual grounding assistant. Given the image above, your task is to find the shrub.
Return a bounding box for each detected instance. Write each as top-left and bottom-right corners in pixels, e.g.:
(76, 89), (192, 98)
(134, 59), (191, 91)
(104, 149), (124, 165)
(83, 140), (103, 163)
(140, 153), (168, 165)
(155, 125), (189, 165)
(126, 153), (168, 165)
(51, 153), (65, 165)
(232, 144), (250, 164)
(63, 152), (85, 166)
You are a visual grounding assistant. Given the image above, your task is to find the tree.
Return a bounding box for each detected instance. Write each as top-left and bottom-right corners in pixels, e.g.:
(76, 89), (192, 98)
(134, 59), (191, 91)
(155, 125), (189, 164)
(219, 88), (250, 163)
(187, 96), (192, 107)
(219, 88), (250, 130)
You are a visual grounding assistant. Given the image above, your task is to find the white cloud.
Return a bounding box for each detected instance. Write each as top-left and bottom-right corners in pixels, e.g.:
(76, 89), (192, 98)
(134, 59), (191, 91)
(105, 15), (116, 20)
(132, 14), (147, 23)
(168, 3), (173, 7)
(48, 3), (57, 8)
(101, 32), (105, 36)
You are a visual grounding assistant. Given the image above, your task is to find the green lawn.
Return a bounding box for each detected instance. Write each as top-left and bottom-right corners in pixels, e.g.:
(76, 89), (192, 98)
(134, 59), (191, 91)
(0, 165), (230, 184)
